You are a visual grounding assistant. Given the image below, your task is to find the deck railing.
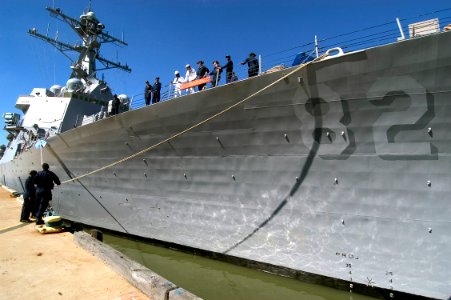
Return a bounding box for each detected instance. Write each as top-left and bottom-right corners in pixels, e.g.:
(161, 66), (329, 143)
(79, 8), (451, 123)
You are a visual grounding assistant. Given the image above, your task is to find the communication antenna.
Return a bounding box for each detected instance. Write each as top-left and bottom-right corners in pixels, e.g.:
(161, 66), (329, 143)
(28, 5), (131, 80)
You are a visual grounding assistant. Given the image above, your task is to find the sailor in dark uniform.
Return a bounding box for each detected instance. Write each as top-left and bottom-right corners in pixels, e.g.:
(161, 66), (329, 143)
(241, 52), (259, 77)
(20, 170), (37, 222)
(196, 61), (209, 91)
(152, 77), (162, 104)
(112, 94), (121, 115)
(209, 60), (222, 87)
(144, 81), (152, 106)
(34, 163), (61, 225)
(221, 55), (234, 84)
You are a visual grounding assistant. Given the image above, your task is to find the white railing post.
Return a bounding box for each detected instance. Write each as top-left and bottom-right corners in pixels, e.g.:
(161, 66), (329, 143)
(315, 35), (319, 58)
(129, 95), (134, 110)
(396, 17), (406, 41)
(258, 55), (262, 74)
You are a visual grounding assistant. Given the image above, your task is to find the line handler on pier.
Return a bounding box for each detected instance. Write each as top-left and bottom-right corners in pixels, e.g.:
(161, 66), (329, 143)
(34, 163), (61, 225)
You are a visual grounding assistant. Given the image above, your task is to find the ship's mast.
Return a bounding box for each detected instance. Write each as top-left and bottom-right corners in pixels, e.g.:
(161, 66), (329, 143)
(28, 5), (131, 80)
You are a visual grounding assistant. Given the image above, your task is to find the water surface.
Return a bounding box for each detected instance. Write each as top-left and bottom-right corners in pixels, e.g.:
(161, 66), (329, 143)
(104, 234), (379, 300)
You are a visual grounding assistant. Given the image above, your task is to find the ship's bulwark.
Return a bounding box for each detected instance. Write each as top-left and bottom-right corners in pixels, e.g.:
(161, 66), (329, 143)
(2, 32), (451, 299)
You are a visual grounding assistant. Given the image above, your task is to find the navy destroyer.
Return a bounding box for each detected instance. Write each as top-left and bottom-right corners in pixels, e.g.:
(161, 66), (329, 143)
(1, 5), (450, 300)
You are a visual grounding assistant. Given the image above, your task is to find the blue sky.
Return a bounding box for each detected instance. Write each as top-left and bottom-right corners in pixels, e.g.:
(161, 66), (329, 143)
(0, 0), (450, 145)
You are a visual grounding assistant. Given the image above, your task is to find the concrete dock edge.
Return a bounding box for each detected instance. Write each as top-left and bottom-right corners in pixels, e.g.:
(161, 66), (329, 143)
(74, 231), (202, 300)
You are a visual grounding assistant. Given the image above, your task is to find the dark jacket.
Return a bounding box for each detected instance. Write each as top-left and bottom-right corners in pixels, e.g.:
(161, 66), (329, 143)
(34, 170), (61, 194)
(23, 176), (36, 200)
(221, 60), (233, 74)
(197, 66), (209, 78)
(243, 56), (259, 75)
(209, 67), (222, 86)
(114, 96), (120, 104)
(210, 67), (223, 77)
(144, 84), (152, 99)
(152, 82), (162, 94)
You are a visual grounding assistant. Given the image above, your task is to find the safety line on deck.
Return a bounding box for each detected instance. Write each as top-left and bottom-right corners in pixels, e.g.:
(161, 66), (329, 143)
(61, 53), (328, 184)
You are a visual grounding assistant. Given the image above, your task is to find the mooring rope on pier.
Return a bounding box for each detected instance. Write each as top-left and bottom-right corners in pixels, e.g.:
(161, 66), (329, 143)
(61, 53), (328, 184)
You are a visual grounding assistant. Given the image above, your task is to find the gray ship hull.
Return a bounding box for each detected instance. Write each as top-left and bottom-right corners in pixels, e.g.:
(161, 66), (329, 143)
(2, 32), (451, 299)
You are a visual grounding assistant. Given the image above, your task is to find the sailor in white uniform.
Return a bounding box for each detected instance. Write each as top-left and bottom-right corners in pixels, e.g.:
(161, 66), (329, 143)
(172, 70), (185, 98)
(184, 64), (197, 94)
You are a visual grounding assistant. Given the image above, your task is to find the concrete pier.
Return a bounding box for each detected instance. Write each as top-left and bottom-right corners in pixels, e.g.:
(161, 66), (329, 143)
(0, 186), (150, 300)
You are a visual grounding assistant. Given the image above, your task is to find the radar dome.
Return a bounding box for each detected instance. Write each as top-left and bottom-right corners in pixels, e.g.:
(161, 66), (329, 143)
(86, 11), (96, 19)
(66, 78), (83, 92)
(118, 94), (130, 104)
(50, 85), (62, 95)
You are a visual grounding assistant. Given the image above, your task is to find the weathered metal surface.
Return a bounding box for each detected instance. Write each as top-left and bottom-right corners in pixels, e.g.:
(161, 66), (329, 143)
(2, 32), (451, 299)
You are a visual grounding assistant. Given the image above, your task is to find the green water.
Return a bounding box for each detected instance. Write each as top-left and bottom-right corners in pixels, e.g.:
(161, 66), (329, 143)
(104, 234), (378, 300)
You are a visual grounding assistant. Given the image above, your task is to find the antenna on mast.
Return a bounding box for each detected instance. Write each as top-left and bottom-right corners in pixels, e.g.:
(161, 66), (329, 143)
(28, 5), (132, 79)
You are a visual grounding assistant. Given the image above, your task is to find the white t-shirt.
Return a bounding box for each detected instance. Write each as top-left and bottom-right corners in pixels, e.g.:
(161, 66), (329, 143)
(185, 68), (197, 82)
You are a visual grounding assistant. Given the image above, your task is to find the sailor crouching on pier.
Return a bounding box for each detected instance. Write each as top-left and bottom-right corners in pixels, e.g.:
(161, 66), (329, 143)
(34, 163), (61, 225)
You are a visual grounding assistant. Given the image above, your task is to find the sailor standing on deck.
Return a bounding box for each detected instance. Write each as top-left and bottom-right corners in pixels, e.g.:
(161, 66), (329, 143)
(241, 52), (259, 77)
(196, 60), (209, 91)
(34, 163), (61, 225)
(144, 80), (152, 106)
(184, 64), (197, 94)
(172, 71), (185, 98)
(209, 60), (222, 87)
(152, 77), (162, 104)
(112, 94), (121, 115)
(221, 55), (234, 84)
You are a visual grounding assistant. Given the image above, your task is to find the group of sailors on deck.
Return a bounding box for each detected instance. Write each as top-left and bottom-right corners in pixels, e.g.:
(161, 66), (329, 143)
(144, 52), (259, 104)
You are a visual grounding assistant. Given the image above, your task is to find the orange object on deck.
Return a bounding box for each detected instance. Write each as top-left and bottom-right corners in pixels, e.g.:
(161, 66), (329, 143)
(181, 77), (211, 90)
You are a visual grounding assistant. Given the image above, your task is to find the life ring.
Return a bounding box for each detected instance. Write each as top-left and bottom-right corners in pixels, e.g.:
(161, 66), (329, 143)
(324, 47), (344, 59)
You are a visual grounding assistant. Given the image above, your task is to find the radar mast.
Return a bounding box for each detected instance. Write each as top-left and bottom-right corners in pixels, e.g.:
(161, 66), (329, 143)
(28, 5), (131, 81)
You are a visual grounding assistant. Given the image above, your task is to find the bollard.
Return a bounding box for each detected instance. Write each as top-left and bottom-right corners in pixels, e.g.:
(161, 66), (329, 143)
(90, 229), (103, 242)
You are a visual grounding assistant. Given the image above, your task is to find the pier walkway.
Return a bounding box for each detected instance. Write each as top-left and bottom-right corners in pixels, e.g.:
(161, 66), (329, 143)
(0, 186), (149, 300)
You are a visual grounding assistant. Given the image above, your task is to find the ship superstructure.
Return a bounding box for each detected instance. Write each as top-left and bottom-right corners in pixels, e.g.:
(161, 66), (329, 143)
(1, 5), (130, 162)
